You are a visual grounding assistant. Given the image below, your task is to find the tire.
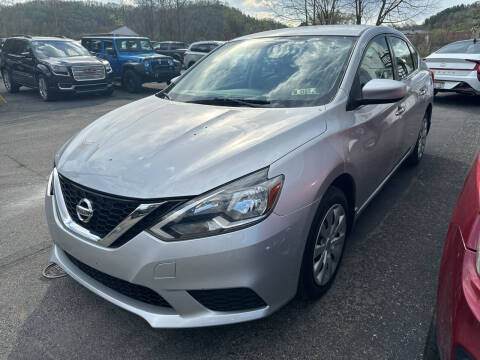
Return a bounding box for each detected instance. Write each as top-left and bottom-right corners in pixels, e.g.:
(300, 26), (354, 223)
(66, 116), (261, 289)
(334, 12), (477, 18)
(433, 89), (439, 96)
(2, 70), (20, 93)
(406, 111), (429, 166)
(122, 70), (141, 93)
(38, 75), (56, 101)
(299, 186), (350, 299)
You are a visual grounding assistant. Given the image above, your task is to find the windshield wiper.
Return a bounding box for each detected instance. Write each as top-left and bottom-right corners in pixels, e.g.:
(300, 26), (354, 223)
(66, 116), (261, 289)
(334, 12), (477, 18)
(185, 97), (270, 108)
(156, 91), (171, 100)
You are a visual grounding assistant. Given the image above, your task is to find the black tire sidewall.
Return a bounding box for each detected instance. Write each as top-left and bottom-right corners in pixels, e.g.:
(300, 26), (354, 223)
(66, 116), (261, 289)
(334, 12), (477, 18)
(3, 70), (19, 93)
(123, 71), (140, 93)
(299, 186), (349, 299)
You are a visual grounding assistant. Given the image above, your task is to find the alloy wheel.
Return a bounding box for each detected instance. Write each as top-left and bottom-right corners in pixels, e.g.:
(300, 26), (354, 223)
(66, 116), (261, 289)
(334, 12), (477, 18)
(417, 115), (428, 159)
(313, 203), (347, 286)
(3, 71), (11, 91)
(39, 77), (48, 100)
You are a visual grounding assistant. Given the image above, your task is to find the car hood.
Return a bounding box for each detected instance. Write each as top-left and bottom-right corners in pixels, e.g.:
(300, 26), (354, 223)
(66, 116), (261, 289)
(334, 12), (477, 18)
(56, 97), (327, 198)
(43, 56), (104, 66)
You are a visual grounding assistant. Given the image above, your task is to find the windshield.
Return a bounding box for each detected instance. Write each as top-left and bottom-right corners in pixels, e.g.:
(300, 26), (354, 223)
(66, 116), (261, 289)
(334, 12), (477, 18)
(436, 41), (480, 54)
(167, 36), (356, 108)
(116, 39), (153, 52)
(32, 40), (90, 59)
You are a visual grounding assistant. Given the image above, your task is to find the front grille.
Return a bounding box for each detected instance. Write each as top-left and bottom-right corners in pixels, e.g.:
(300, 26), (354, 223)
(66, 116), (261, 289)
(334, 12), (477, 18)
(58, 175), (186, 244)
(59, 175), (140, 238)
(188, 288), (267, 312)
(66, 252), (172, 308)
(152, 59), (170, 72)
(72, 65), (105, 81)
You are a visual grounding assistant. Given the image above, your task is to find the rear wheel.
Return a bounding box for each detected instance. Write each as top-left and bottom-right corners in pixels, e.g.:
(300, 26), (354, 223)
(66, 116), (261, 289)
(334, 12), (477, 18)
(123, 70), (141, 93)
(406, 111), (429, 166)
(2, 70), (20, 93)
(299, 186), (349, 299)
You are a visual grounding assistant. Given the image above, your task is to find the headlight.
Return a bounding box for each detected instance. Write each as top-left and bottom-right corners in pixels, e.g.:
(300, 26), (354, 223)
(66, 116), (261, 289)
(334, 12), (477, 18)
(50, 64), (69, 76)
(149, 169), (283, 241)
(103, 62), (112, 72)
(144, 60), (150, 67)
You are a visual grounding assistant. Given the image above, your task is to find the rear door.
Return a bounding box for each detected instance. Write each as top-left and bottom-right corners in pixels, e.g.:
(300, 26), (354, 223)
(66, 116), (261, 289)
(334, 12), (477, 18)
(388, 36), (427, 157)
(17, 40), (35, 87)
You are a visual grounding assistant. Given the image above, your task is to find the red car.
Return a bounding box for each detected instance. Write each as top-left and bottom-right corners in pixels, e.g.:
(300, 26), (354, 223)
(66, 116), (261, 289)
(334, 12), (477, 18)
(434, 152), (480, 359)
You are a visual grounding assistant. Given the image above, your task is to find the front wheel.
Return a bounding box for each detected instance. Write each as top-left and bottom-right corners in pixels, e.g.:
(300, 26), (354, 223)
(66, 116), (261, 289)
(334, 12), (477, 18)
(406, 112), (429, 166)
(2, 70), (20, 93)
(122, 70), (141, 93)
(299, 186), (349, 299)
(38, 75), (56, 101)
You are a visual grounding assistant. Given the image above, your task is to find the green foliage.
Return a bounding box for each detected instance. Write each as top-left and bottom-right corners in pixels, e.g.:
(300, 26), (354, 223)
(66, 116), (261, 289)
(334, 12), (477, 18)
(0, 0), (284, 42)
(423, 2), (480, 32)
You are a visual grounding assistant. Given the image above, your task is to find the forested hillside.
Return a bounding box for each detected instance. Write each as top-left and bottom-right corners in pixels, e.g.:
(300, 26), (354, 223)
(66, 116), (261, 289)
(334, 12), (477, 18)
(423, 2), (480, 32)
(0, 0), (285, 42)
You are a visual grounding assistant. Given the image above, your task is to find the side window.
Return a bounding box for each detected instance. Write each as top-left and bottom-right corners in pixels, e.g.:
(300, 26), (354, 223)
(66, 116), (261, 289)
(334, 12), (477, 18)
(389, 37), (414, 79)
(408, 43), (419, 69)
(103, 40), (115, 56)
(357, 36), (394, 88)
(3, 39), (14, 54)
(82, 39), (101, 53)
(160, 43), (169, 50)
(16, 40), (30, 55)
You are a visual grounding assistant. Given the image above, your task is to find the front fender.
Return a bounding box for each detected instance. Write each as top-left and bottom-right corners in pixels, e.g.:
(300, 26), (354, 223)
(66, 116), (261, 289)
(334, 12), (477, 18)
(269, 133), (345, 217)
(36, 63), (51, 77)
(121, 62), (145, 76)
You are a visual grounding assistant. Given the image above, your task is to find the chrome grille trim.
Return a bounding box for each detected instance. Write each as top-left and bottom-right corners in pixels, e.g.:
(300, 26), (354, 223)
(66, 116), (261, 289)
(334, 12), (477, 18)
(52, 169), (164, 247)
(71, 65), (106, 81)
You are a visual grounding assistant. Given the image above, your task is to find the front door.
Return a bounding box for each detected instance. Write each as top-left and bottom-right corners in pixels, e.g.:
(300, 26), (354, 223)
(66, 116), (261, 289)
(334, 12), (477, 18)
(346, 35), (405, 204)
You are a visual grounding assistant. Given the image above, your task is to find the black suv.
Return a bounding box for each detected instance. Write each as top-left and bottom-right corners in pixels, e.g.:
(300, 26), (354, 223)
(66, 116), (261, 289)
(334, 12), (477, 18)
(0, 36), (114, 101)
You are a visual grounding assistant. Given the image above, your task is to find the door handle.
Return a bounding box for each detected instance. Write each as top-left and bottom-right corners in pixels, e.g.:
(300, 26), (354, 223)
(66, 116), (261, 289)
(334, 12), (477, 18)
(419, 88), (427, 96)
(395, 105), (406, 116)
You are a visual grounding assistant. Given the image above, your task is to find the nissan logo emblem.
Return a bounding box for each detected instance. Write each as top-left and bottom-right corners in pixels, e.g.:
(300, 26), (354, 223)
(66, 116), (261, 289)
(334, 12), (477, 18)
(76, 198), (94, 223)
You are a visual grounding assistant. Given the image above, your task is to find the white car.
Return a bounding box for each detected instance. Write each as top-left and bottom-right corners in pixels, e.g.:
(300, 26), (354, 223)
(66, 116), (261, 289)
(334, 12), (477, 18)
(183, 41), (224, 68)
(425, 39), (480, 95)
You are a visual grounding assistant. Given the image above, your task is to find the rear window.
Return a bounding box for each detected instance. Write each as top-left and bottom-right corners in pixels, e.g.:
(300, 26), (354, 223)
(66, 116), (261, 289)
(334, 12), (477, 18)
(436, 41), (480, 54)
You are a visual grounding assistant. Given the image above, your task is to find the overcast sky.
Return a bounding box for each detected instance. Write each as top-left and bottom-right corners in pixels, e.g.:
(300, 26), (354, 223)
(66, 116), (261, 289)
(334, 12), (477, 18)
(229, 0), (479, 23)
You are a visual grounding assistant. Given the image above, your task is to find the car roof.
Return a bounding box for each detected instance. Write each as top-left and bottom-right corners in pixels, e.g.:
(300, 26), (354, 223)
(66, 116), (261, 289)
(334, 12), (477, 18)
(8, 36), (73, 41)
(234, 25), (394, 40)
(155, 41), (185, 43)
(82, 36), (149, 40)
(190, 40), (224, 45)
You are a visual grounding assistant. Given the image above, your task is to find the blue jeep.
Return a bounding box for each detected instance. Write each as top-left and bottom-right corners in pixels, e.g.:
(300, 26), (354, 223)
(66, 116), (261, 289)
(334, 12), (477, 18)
(81, 36), (181, 93)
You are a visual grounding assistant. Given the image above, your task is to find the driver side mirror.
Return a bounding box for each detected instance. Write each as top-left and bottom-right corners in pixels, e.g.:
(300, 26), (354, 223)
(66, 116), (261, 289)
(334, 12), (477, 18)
(360, 79), (406, 105)
(348, 79), (406, 110)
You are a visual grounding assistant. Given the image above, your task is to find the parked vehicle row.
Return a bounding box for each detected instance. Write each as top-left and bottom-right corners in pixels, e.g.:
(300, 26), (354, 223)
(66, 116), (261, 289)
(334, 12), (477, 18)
(45, 25), (434, 328)
(0, 34), (225, 100)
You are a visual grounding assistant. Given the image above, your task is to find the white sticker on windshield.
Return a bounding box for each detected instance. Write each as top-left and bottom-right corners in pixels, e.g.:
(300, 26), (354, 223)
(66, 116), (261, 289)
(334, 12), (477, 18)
(291, 88), (319, 96)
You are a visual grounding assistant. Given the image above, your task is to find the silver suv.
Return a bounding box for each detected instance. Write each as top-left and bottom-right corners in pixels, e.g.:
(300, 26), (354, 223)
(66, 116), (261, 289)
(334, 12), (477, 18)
(46, 25), (433, 328)
(183, 40), (224, 68)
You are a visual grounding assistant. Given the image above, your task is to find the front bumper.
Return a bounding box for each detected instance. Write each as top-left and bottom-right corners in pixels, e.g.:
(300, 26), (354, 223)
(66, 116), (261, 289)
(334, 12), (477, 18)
(436, 224), (480, 360)
(47, 71), (114, 94)
(45, 173), (314, 328)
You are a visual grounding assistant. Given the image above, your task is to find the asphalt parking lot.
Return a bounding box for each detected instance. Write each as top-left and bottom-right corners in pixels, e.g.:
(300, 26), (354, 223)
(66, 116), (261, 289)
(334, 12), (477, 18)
(0, 83), (479, 360)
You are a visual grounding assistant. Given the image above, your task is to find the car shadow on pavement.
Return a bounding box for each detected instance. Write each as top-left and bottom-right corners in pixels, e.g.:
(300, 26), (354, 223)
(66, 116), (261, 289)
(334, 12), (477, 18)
(7, 153), (472, 360)
(434, 93), (480, 112)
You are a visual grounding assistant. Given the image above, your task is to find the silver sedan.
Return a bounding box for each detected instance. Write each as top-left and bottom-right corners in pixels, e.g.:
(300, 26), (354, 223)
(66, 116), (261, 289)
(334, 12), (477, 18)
(46, 25), (434, 328)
